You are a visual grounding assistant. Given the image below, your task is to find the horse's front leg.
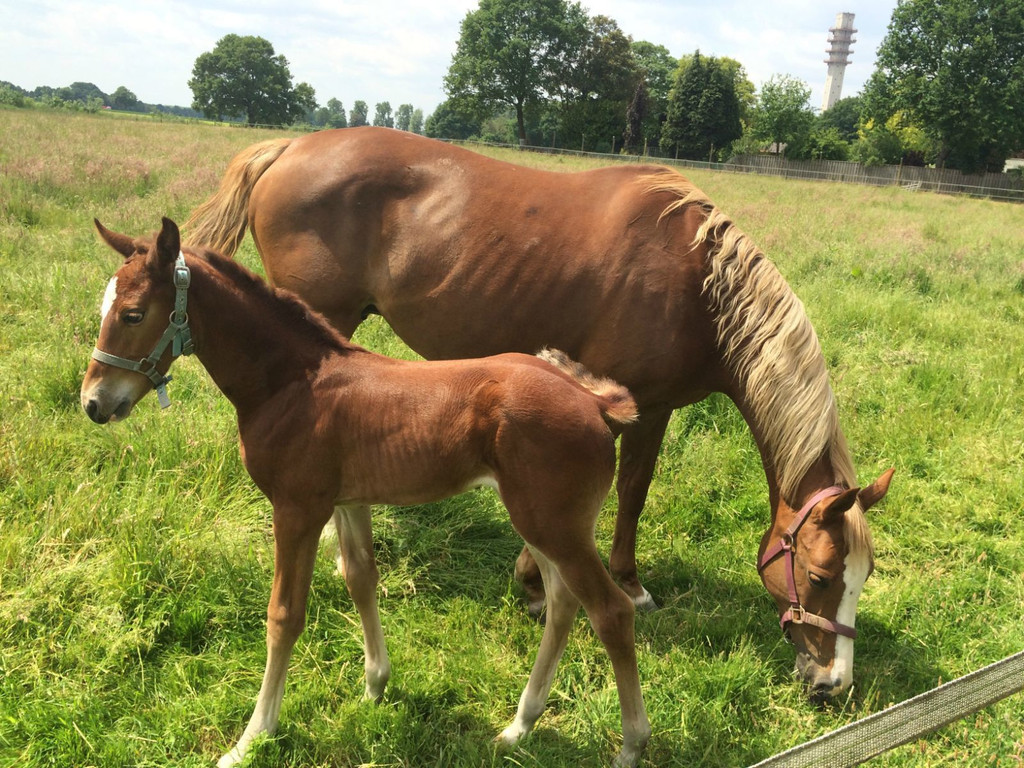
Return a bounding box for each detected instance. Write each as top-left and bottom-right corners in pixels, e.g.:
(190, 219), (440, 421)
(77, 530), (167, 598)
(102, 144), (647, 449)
(608, 408), (671, 612)
(334, 504), (390, 700)
(218, 503), (326, 768)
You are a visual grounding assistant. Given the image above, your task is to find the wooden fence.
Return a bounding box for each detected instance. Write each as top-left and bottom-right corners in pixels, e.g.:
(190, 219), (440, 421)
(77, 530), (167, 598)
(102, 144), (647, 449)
(727, 154), (1024, 202)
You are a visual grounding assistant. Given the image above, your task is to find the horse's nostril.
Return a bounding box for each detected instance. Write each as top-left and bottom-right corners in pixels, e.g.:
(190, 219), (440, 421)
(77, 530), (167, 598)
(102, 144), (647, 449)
(85, 399), (108, 424)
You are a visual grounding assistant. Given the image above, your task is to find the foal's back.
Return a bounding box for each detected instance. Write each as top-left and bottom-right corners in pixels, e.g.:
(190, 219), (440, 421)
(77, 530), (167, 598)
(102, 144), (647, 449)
(243, 350), (625, 516)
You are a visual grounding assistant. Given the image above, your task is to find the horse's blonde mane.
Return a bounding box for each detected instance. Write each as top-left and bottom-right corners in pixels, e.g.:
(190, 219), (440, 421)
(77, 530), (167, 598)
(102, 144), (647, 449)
(642, 170), (857, 506)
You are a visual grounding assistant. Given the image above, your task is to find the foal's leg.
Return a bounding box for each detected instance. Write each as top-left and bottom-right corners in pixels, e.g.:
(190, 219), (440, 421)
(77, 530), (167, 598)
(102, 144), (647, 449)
(609, 408), (671, 611)
(546, 547), (651, 768)
(218, 505), (325, 768)
(334, 505), (390, 701)
(498, 547), (580, 744)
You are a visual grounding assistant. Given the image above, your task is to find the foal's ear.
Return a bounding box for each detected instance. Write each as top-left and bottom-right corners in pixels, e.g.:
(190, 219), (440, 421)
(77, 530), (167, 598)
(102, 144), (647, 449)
(857, 468), (894, 512)
(154, 217), (182, 269)
(95, 219), (137, 261)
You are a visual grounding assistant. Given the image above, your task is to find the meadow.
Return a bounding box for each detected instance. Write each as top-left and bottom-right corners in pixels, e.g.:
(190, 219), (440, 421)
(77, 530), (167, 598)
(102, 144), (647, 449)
(0, 108), (1021, 767)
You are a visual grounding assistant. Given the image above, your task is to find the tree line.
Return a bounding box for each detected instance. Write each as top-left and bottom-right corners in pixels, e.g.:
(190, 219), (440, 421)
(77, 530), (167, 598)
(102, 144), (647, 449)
(4, 0), (1020, 174)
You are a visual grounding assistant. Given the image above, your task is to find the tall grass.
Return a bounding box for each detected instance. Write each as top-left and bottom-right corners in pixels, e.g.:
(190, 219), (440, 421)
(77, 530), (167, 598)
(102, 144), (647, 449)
(1, 108), (1021, 767)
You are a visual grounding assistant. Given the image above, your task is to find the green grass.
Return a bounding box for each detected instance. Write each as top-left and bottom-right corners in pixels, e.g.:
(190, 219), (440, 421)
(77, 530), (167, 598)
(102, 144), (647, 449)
(1, 108), (1022, 767)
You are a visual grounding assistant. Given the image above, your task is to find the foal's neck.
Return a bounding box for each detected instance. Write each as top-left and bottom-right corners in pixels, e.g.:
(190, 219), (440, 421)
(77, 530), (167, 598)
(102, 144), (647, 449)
(185, 255), (355, 413)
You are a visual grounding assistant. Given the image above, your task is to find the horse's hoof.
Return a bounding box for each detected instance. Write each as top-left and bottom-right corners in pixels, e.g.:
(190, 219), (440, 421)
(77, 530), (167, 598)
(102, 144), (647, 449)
(526, 598), (546, 621)
(632, 588), (659, 613)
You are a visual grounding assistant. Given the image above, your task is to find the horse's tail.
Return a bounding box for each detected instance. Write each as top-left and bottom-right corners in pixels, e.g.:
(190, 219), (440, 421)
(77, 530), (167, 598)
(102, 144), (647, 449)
(536, 348), (638, 433)
(183, 138), (294, 257)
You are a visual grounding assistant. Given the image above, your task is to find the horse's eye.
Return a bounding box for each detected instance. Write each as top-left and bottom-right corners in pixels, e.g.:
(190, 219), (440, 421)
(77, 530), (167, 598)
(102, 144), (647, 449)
(808, 572), (831, 589)
(122, 310), (145, 326)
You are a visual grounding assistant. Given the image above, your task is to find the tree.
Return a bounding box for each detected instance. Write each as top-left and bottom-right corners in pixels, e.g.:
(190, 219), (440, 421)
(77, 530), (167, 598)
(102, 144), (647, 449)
(819, 96), (862, 142)
(626, 41), (677, 153)
(444, 0), (586, 143)
(315, 98), (347, 128)
(751, 74), (814, 157)
(424, 99), (479, 139)
(556, 14), (637, 152)
(661, 51), (743, 160)
(189, 34), (317, 125)
(622, 79), (649, 154)
(410, 108), (424, 134)
(395, 103), (414, 131)
(864, 0), (1024, 172)
(109, 86), (141, 111)
(349, 100), (369, 127)
(373, 101), (394, 127)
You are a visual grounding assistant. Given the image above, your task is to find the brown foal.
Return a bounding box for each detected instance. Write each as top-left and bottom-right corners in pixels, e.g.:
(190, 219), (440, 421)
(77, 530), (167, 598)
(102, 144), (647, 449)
(80, 218), (651, 767)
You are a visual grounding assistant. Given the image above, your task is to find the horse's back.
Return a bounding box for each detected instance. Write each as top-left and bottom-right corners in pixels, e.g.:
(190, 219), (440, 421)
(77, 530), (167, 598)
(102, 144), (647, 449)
(248, 128), (723, 406)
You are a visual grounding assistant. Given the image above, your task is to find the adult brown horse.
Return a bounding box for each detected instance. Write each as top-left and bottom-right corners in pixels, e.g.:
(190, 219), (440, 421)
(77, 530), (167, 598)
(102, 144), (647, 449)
(82, 217), (651, 767)
(186, 126), (893, 700)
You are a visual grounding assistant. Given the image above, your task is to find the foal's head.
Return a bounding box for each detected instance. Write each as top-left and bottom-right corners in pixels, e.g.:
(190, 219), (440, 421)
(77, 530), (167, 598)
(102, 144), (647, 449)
(81, 218), (186, 423)
(757, 470), (892, 702)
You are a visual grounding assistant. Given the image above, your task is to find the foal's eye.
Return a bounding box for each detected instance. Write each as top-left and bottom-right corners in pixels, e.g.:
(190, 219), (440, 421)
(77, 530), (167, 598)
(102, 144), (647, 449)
(808, 572), (831, 589)
(122, 310), (145, 325)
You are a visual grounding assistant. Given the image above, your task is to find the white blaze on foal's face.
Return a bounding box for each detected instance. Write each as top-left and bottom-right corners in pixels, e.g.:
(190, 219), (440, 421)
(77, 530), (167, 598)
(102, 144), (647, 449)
(101, 276), (118, 320)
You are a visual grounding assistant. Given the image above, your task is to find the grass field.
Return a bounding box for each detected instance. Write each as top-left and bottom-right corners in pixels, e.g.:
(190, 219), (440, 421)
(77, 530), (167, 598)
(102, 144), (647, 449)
(1, 108), (1022, 767)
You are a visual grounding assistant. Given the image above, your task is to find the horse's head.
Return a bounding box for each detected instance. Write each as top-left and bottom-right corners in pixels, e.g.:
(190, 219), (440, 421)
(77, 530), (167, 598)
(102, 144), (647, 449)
(758, 469), (893, 703)
(81, 217), (191, 423)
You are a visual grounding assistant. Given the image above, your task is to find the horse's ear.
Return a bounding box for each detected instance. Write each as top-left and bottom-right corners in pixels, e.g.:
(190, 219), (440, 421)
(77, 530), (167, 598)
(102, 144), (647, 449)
(821, 487), (859, 523)
(95, 219), (136, 261)
(154, 217), (181, 269)
(857, 468), (894, 512)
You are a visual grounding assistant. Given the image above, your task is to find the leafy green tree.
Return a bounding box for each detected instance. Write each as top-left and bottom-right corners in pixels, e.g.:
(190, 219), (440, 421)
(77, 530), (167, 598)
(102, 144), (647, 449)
(627, 41), (676, 152)
(424, 99), (479, 139)
(410, 108), (424, 134)
(751, 74), (814, 158)
(556, 14), (636, 152)
(109, 86), (141, 111)
(373, 101), (394, 127)
(444, 0), (586, 143)
(395, 103), (414, 131)
(819, 96), (862, 142)
(189, 35), (316, 125)
(661, 51), (742, 160)
(315, 98), (347, 128)
(852, 113), (933, 166)
(864, 0), (1024, 172)
(349, 100), (369, 127)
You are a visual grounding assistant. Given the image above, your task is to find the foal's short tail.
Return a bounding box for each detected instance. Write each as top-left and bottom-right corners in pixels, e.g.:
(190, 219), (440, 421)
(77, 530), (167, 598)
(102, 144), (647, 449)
(184, 138), (294, 257)
(537, 348), (638, 433)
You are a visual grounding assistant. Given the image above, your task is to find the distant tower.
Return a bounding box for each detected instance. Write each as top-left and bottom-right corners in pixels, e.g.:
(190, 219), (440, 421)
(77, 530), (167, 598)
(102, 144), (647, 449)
(822, 12), (856, 112)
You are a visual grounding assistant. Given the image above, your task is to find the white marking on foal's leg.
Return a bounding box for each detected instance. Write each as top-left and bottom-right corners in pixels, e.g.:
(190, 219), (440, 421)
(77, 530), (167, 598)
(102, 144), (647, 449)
(498, 549), (578, 746)
(217, 632), (294, 768)
(100, 276), (117, 320)
(335, 505), (390, 701)
(830, 545), (871, 694)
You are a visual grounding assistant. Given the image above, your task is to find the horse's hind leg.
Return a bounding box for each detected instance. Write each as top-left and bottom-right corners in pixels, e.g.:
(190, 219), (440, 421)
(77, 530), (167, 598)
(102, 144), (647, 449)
(498, 547), (580, 744)
(334, 505), (390, 700)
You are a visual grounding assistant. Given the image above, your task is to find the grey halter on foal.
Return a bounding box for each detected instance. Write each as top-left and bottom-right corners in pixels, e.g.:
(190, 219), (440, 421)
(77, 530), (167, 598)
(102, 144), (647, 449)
(91, 252), (194, 408)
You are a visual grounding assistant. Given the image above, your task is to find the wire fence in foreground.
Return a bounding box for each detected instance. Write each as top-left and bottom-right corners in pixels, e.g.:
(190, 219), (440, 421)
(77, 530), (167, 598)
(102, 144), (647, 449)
(747, 650), (1024, 768)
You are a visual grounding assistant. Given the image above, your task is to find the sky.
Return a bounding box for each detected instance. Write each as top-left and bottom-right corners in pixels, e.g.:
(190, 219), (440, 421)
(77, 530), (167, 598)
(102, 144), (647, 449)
(1, 0), (899, 116)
